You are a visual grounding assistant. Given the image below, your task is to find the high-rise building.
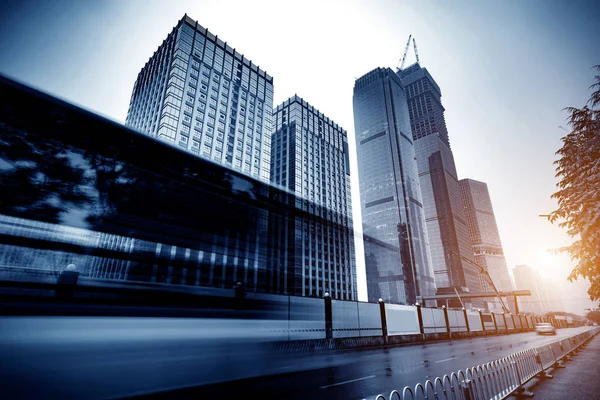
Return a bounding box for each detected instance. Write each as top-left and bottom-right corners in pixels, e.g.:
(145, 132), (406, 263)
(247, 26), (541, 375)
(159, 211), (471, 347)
(541, 279), (564, 313)
(126, 15), (274, 182)
(270, 95), (356, 300)
(460, 178), (513, 312)
(513, 264), (549, 315)
(353, 67), (436, 304)
(399, 63), (479, 305)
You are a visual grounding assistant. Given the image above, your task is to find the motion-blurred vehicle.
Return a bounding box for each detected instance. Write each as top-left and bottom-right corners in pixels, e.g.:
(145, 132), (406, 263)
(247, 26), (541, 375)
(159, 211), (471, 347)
(535, 322), (556, 335)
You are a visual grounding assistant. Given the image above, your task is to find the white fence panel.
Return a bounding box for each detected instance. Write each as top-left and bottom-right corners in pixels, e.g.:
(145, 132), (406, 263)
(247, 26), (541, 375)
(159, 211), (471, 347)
(494, 313), (506, 328)
(357, 302), (382, 337)
(506, 315), (515, 330)
(481, 313), (495, 331)
(514, 315), (522, 329)
(527, 316), (534, 328)
(289, 296), (325, 340)
(422, 307), (447, 333)
(448, 309), (467, 332)
(332, 300), (359, 338)
(467, 311), (483, 331)
(385, 304), (420, 335)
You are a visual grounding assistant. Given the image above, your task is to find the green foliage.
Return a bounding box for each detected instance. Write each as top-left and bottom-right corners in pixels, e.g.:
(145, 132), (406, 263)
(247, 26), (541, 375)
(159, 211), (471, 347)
(550, 65), (600, 300)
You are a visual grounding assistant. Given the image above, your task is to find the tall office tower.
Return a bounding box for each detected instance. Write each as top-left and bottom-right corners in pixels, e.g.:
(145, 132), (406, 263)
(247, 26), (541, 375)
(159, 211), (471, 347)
(513, 265), (549, 315)
(460, 178), (514, 312)
(541, 279), (564, 313)
(353, 67), (436, 304)
(398, 63), (479, 305)
(126, 15), (274, 182)
(270, 95), (356, 300)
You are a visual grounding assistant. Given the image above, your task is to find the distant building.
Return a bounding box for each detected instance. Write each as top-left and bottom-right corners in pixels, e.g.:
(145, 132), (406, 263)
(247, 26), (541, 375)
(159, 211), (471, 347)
(540, 279), (564, 313)
(513, 265), (549, 315)
(399, 63), (479, 306)
(126, 14), (274, 182)
(269, 95), (356, 300)
(460, 178), (514, 312)
(353, 67), (436, 304)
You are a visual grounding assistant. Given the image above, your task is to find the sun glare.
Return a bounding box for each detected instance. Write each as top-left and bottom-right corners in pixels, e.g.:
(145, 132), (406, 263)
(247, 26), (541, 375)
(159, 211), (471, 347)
(534, 248), (562, 276)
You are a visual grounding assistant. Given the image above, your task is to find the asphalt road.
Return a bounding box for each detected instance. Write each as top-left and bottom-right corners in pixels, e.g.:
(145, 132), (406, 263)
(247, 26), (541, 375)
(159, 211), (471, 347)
(0, 316), (591, 400)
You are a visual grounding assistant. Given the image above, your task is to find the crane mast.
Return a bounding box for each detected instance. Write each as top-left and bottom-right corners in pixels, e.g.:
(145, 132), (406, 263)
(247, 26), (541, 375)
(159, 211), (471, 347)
(397, 35), (420, 72)
(449, 250), (511, 314)
(396, 35), (412, 71)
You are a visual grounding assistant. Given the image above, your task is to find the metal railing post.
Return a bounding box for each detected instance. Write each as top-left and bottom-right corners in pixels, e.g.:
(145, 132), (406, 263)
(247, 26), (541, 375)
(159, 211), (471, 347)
(416, 303), (425, 340)
(56, 264), (79, 299)
(324, 292), (333, 340)
(535, 350), (553, 378)
(463, 307), (471, 337)
(460, 379), (475, 400)
(502, 313), (508, 334)
(443, 305), (451, 339)
(550, 345), (565, 369)
(512, 361), (534, 397)
(479, 310), (486, 335)
(378, 298), (388, 344)
(492, 312), (499, 334)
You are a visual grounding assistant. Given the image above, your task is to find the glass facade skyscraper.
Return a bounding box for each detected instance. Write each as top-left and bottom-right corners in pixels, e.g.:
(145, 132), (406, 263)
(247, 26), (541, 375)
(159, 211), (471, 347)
(460, 178), (513, 311)
(353, 67), (436, 304)
(126, 15), (274, 182)
(270, 95), (356, 300)
(459, 179), (512, 292)
(513, 265), (550, 315)
(399, 63), (479, 305)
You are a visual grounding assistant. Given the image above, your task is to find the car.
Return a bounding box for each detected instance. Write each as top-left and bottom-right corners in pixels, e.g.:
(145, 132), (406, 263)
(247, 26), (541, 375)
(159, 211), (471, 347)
(535, 322), (556, 335)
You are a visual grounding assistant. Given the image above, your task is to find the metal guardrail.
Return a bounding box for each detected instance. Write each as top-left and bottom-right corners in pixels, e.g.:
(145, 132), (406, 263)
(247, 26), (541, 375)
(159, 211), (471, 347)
(374, 327), (600, 400)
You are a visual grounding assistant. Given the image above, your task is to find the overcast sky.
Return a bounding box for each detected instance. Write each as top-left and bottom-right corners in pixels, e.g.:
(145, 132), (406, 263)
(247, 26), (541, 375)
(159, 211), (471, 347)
(1, 0), (598, 313)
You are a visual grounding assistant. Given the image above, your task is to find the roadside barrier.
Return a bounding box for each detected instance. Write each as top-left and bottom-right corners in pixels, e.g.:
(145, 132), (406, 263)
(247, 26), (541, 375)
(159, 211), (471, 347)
(374, 327), (599, 400)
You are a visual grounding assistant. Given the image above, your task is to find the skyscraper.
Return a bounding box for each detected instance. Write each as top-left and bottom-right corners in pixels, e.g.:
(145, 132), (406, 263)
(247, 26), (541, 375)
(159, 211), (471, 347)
(270, 95), (356, 300)
(460, 178), (513, 311)
(513, 264), (549, 315)
(353, 67), (436, 304)
(399, 62), (479, 305)
(126, 15), (274, 182)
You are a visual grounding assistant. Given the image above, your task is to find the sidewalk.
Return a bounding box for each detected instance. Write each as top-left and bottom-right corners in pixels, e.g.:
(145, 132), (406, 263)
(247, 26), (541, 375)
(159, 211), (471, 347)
(509, 332), (600, 399)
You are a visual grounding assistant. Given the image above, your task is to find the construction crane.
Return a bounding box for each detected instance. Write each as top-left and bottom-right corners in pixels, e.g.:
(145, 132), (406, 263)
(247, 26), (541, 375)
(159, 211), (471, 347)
(449, 250), (511, 314)
(396, 35), (412, 71)
(396, 35), (420, 72)
(412, 37), (420, 65)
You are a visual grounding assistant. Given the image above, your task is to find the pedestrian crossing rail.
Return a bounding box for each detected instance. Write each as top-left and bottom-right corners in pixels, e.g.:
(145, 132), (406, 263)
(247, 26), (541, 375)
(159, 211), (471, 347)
(374, 327), (600, 400)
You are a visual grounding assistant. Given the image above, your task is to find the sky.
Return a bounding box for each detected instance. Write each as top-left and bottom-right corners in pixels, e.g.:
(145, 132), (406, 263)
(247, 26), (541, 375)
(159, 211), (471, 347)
(1, 0), (598, 314)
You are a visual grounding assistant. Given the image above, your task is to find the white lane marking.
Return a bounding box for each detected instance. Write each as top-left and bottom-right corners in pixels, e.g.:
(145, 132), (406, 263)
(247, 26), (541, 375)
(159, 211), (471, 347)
(320, 375), (376, 389)
(434, 357), (455, 363)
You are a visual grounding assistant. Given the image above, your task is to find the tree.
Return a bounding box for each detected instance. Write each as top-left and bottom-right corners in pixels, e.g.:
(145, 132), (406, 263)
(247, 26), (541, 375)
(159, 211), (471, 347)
(586, 311), (600, 325)
(550, 65), (600, 300)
